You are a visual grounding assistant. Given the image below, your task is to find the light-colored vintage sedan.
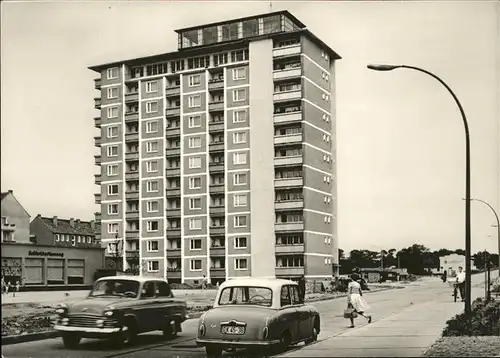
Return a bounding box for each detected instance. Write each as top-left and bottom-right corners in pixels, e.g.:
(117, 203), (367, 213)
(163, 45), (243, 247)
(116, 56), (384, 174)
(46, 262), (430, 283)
(53, 276), (187, 348)
(196, 278), (320, 356)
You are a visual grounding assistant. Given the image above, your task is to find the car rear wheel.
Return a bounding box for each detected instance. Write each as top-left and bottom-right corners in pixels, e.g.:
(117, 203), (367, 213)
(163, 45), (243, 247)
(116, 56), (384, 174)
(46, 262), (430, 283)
(162, 319), (178, 339)
(277, 331), (291, 352)
(62, 332), (81, 349)
(205, 345), (223, 357)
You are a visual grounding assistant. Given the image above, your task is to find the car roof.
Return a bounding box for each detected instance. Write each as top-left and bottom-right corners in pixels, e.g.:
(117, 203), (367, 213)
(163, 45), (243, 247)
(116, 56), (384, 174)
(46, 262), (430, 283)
(219, 278), (298, 290)
(95, 275), (166, 283)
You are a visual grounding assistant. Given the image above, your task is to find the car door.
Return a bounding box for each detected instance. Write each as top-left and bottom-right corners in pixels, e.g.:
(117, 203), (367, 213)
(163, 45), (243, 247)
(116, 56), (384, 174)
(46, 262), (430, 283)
(138, 281), (158, 332)
(291, 285), (311, 340)
(278, 285), (300, 342)
(155, 281), (174, 329)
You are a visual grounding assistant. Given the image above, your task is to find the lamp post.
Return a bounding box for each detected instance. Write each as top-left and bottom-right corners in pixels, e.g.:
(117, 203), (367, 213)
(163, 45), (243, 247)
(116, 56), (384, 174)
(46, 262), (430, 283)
(367, 64), (472, 315)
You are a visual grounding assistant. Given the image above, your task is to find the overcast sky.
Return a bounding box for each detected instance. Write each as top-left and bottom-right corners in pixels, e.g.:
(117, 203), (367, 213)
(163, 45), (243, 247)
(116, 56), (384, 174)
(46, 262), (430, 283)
(1, 1), (499, 253)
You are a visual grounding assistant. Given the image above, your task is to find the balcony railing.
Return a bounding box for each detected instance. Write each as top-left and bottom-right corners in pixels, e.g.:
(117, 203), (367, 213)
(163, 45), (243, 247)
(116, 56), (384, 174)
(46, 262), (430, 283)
(125, 151), (139, 161)
(125, 111), (139, 122)
(208, 101), (224, 112)
(209, 205), (225, 215)
(125, 171), (139, 180)
(166, 167), (181, 176)
(273, 89), (302, 102)
(166, 127), (181, 136)
(209, 142), (224, 151)
(209, 162), (224, 172)
(94, 193), (101, 204)
(275, 244), (305, 254)
(125, 92), (139, 102)
(275, 222), (304, 231)
(166, 107), (181, 116)
(125, 250), (139, 259)
(166, 249), (181, 258)
(210, 246), (225, 256)
(274, 133), (303, 145)
(273, 67), (302, 80)
(94, 155), (101, 165)
(275, 177), (304, 188)
(166, 188), (181, 196)
(94, 136), (102, 147)
(208, 121), (224, 131)
(274, 156), (303, 166)
(126, 210), (139, 219)
(94, 174), (101, 184)
(125, 132), (139, 142)
(165, 86), (180, 96)
(94, 116), (101, 128)
(125, 191), (139, 200)
(273, 45), (301, 58)
(275, 200), (304, 210)
(209, 184), (224, 194)
(94, 78), (102, 90)
(166, 147), (181, 156)
(94, 97), (102, 109)
(208, 78), (224, 90)
(210, 226), (225, 235)
(274, 111), (302, 124)
(275, 266), (304, 276)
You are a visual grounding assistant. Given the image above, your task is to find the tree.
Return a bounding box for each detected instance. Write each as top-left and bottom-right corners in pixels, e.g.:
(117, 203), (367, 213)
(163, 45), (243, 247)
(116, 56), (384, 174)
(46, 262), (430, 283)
(105, 233), (123, 270)
(397, 244), (431, 274)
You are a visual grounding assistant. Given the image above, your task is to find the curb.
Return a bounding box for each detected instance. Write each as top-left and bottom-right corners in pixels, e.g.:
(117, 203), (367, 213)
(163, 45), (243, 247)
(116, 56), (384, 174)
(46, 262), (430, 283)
(1, 330), (60, 345)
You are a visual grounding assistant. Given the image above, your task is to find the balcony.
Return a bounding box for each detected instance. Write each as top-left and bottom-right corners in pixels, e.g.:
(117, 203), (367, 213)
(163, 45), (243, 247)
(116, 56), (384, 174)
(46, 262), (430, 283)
(275, 177), (304, 188)
(274, 156), (303, 167)
(167, 227), (181, 236)
(166, 208), (181, 217)
(275, 244), (305, 254)
(125, 250), (140, 260)
(210, 267), (226, 277)
(275, 222), (304, 232)
(210, 246), (225, 257)
(273, 89), (302, 102)
(166, 167), (181, 176)
(125, 132), (139, 142)
(208, 101), (224, 112)
(125, 151), (139, 161)
(94, 78), (102, 90)
(166, 127), (181, 137)
(94, 116), (101, 128)
(275, 200), (304, 210)
(166, 107), (180, 117)
(208, 79), (224, 90)
(1, 221), (16, 232)
(126, 210), (139, 219)
(166, 147), (181, 156)
(273, 45), (301, 58)
(274, 133), (303, 145)
(94, 155), (101, 165)
(166, 269), (181, 279)
(94, 193), (101, 204)
(209, 184), (224, 194)
(125, 92), (139, 102)
(94, 174), (101, 184)
(125, 171), (139, 180)
(94, 97), (102, 110)
(166, 249), (181, 258)
(273, 68), (302, 80)
(166, 188), (181, 197)
(209, 206), (225, 215)
(165, 86), (180, 96)
(94, 136), (102, 147)
(274, 111), (302, 124)
(275, 267), (304, 276)
(209, 142), (224, 152)
(209, 121), (224, 132)
(210, 226), (225, 235)
(125, 230), (139, 239)
(125, 111), (139, 122)
(209, 162), (224, 172)
(125, 191), (139, 200)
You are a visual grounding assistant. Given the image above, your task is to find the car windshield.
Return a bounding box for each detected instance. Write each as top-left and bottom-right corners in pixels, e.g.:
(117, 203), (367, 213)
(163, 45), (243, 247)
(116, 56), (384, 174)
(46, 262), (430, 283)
(89, 279), (140, 298)
(218, 286), (273, 307)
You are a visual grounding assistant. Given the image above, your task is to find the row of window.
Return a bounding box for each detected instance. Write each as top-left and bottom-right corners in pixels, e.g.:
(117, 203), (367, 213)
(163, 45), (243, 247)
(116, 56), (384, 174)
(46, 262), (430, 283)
(55, 234), (96, 245)
(146, 257), (248, 273)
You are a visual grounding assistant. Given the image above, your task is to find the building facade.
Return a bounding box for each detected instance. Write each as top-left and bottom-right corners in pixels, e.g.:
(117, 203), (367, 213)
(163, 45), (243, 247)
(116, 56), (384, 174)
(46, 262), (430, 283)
(90, 11), (341, 284)
(1, 190), (31, 244)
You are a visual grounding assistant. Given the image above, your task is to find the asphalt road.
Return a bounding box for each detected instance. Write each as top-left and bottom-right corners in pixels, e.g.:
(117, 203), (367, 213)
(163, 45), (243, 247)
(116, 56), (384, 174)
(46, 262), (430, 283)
(2, 273), (494, 358)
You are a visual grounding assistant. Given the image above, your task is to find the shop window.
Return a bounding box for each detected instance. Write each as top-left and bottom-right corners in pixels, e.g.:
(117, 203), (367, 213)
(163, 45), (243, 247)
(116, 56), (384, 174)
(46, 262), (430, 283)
(1, 257), (22, 283)
(68, 259), (84, 285)
(47, 259), (64, 285)
(24, 258), (43, 285)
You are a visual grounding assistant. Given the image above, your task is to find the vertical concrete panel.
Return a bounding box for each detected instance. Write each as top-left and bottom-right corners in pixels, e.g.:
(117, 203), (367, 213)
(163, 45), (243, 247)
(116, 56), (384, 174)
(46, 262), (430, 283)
(329, 60), (339, 274)
(249, 39), (275, 278)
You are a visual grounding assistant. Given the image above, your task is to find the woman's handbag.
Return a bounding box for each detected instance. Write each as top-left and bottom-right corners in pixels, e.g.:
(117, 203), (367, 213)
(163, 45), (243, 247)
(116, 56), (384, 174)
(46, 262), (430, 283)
(344, 306), (358, 319)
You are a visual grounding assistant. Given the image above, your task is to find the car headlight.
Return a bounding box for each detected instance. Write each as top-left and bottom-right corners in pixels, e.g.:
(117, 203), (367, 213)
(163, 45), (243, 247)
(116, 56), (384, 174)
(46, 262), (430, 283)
(199, 323), (206, 337)
(104, 310), (114, 316)
(56, 304), (68, 315)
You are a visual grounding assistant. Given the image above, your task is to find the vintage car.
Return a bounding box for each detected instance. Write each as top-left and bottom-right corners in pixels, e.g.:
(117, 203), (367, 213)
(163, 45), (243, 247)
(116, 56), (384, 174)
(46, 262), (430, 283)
(53, 276), (187, 348)
(196, 278), (320, 356)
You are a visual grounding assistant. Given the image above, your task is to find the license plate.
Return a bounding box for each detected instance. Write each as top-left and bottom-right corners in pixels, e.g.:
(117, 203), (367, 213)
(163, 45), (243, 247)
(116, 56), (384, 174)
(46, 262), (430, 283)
(221, 325), (245, 335)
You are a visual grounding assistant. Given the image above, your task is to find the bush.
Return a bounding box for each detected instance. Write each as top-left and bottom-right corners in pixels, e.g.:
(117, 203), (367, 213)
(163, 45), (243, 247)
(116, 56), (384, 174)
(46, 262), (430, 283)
(442, 297), (500, 336)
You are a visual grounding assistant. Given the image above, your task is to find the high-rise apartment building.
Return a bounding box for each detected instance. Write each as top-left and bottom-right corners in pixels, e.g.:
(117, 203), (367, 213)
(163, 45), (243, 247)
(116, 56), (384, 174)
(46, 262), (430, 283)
(90, 11), (341, 284)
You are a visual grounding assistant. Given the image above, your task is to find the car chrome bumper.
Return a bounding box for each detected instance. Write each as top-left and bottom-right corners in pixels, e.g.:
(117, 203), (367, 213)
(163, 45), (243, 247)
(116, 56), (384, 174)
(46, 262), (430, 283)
(54, 325), (124, 334)
(196, 338), (280, 347)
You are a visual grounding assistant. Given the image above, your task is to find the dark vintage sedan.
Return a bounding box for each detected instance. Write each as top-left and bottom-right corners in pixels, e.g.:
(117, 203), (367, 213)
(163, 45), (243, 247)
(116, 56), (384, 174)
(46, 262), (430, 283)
(53, 276), (187, 348)
(196, 278), (320, 357)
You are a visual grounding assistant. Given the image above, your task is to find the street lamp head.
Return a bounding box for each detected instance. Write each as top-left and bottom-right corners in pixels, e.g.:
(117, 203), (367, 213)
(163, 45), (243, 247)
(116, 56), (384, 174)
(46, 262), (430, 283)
(367, 64), (402, 71)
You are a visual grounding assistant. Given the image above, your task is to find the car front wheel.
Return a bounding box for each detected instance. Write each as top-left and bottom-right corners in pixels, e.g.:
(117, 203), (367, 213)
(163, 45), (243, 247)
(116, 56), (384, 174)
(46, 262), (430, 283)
(62, 332), (81, 349)
(163, 319), (178, 339)
(110, 320), (137, 347)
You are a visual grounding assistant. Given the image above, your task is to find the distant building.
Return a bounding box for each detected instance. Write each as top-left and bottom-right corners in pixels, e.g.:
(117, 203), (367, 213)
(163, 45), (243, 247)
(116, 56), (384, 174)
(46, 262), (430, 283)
(30, 215), (100, 247)
(1, 190), (32, 244)
(437, 254), (477, 277)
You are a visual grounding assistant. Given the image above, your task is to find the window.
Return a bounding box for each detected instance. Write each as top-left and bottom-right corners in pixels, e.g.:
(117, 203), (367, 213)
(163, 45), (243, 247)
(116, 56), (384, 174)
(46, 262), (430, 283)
(146, 141), (158, 153)
(107, 223), (119, 234)
(190, 239), (202, 250)
(233, 110), (247, 123)
(233, 132), (247, 144)
(147, 220), (159, 232)
(188, 95), (201, 108)
(189, 177), (202, 189)
(146, 101), (159, 113)
(146, 120), (159, 133)
(107, 87), (118, 99)
(234, 194), (247, 207)
(189, 218), (203, 230)
(232, 68), (246, 80)
(107, 164), (118, 176)
(147, 180), (159, 192)
(189, 157), (202, 168)
(147, 240), (159, 252)
(188, 75), (201, 87)
(146, 161), (158, 173)
(189, 198), (202, 210)
(107, 145), (118, 157)
(147, 201), (159, 213)
(234, 215), (247, 228)
(190, 259), (202, 271)
(107, 107), (118, 118)
(235, 258), (248, 270)
(233, 88), (246, 102)
(108, 204), (119, 215)
(230, 49), (249, 62)
(189, 136), (202, 148)
(107, 67), (119, 79)
(233, 152), (247, 165)
(188, 115), (201, 128)
(107, 184), (119, 195)
(107, 126), (119, 138)
(234, 172), (247, 185)
(234, 237), (247, 249)
(147, 260), (159, 272)
(146, 81), (158, 93)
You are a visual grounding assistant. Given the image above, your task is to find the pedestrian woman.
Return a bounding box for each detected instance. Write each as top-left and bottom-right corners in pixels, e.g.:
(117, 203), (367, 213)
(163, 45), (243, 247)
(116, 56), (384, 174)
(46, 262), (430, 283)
(346, 273), (372, 328)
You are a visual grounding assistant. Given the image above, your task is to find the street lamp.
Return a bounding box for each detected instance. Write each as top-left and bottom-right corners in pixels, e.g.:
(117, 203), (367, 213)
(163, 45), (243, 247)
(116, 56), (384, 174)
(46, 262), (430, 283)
(368, 63), (472, 315)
